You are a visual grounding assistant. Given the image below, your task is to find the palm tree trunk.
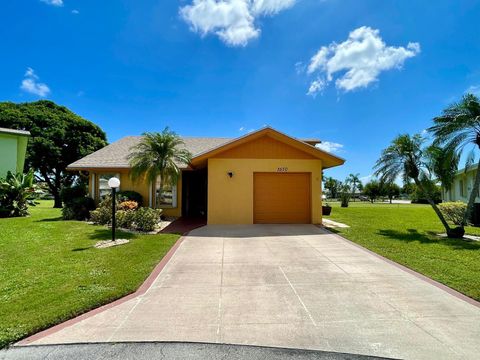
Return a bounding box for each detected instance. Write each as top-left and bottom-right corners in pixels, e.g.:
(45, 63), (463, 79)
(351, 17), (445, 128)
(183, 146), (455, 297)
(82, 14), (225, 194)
(413, 177), (454, 236)
(156, 177), (162, 209)
(462, 160), (480, 226)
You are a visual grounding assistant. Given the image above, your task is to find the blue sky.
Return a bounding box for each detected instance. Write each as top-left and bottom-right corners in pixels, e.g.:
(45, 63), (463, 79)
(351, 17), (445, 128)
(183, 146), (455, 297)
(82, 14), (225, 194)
(1, 1), (480, 181)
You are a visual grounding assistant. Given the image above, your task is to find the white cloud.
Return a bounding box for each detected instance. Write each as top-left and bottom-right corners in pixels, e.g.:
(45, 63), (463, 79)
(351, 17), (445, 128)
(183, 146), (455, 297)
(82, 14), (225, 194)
(305, 26), (420, 95)
(307, 78), (325, 97)
(466, 85), (480, 96)
(316, 141), (343, 153)
(20, 68), (50, 97)
(40, 0), (63, 6)
(251, 0), (296, 15)
(180, 0), (296, 46)
(72, 9), (80, 14)
(360, 174), (373, 183)
(239, 126), (245, 131)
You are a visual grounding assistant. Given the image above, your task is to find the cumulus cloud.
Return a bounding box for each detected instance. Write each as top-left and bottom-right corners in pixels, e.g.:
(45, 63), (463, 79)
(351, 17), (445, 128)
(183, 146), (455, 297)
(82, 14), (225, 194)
(20, 68), (50, 97)
(40, 0), (63, 6)
(316, 141), (343, 153)
(305, 26), (420, 95)
(180, 0), (296, 46)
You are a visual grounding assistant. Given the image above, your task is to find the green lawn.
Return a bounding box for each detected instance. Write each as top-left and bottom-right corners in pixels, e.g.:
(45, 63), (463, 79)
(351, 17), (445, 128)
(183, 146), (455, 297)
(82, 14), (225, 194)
(0, 201), (179, 348)
(326, 201), (480, 301)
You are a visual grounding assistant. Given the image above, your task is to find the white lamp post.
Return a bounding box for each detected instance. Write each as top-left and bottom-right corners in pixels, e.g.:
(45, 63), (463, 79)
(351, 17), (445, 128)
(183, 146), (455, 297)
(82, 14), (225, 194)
(108, 177), (121, 242)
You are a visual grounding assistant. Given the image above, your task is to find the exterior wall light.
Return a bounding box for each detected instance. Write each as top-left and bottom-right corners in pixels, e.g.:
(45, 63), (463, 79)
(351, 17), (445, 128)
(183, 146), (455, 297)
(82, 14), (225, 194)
(108, 177), (121, 242)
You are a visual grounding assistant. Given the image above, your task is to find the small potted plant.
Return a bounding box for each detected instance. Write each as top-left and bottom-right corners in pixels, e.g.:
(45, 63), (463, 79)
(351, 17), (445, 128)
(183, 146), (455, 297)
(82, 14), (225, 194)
(322, 202), (332, 216)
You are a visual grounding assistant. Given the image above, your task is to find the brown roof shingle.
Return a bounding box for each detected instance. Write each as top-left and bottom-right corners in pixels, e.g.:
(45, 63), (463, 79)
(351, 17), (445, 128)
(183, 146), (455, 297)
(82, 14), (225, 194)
(67, 136), (232, 170)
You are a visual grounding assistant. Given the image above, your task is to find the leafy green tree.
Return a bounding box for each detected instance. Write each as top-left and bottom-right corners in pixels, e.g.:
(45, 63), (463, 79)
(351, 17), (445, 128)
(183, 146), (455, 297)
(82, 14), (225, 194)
(402, 182), (416, 196)
(373, 134), (461, 237)
(346, 173), (361, 201)
(382, 182), (401, 203)
(363, 180), (382, 203)
(0, 101), (107, 207)
(429, 93), (480, 226)
(323, 176), (342, 199)
(128, 128), (192, 206)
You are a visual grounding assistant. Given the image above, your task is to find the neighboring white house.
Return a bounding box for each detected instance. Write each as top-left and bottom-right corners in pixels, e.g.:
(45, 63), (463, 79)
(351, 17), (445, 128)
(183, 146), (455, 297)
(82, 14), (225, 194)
(442, 165), (480, 203)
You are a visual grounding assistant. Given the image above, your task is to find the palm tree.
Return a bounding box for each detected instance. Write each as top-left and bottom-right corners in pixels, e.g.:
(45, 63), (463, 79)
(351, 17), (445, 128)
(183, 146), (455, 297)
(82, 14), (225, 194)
(425, 144), (460, 197)
(346, 173), (361, 201)
(428, 93), (480, 226)
(374, 134), (463, 238)
(128, 128), (192, 207)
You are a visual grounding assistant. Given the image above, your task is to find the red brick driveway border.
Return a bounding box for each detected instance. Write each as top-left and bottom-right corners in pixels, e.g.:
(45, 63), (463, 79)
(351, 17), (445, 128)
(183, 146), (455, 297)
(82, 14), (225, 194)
(17, 234), (186, 346)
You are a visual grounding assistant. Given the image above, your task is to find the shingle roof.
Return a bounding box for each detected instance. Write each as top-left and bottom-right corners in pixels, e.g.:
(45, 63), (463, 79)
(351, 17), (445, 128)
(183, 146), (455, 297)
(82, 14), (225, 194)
(0, 127), (30, 136)
(67, 136), (232, 169)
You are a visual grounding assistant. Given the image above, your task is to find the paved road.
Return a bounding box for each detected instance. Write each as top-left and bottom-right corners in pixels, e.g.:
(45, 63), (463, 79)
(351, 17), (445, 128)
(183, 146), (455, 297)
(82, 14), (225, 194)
(24, 225), (480, 359)
(2, 342), (390, 359)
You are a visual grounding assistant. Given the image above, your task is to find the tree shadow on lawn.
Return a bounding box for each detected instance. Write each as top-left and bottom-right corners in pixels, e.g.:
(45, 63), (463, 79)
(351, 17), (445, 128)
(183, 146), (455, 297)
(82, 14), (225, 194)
(377, 228), (480, 251)
(36, 216), (63, 222)
(72, 229), (137, 252)
(88, 228), (137, 241)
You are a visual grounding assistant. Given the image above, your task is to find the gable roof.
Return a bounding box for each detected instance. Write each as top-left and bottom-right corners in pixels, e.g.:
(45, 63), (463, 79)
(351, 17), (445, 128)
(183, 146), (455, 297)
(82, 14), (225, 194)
(67, 127), (345, 170)
(190, 127), (345, 169)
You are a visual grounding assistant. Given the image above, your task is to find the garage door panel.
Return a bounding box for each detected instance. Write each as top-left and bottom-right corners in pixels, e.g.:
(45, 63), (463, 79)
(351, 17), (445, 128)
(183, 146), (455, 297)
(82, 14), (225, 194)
(254, 173), (311, 224)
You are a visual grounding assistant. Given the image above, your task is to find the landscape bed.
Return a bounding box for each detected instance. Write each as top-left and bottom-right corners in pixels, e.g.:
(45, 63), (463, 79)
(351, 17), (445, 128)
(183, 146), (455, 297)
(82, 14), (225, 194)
(326, 201), (480, 301)
(0, 201), (179, 348)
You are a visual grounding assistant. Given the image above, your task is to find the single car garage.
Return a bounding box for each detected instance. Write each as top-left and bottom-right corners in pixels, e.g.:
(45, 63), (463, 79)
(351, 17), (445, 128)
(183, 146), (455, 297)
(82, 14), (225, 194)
(253, 172), (311, 224)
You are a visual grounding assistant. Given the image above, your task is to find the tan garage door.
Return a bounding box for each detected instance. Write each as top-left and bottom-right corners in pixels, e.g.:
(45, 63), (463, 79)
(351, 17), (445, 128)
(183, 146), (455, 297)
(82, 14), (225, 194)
(254, 172), (311, 224)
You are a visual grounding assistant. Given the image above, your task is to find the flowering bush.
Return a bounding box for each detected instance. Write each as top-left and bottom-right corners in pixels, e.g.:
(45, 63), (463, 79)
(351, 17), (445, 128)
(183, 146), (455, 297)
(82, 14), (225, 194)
(90, 196), (162, 232)
(118, 200), (138, 211)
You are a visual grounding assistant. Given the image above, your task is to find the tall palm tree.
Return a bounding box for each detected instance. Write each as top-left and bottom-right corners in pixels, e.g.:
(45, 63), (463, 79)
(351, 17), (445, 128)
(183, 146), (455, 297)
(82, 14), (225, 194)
(128, 128), (192, 207)
(428, 93), (480, 226)
(346, 173), (361, 201)
(374, 134), (463, 238)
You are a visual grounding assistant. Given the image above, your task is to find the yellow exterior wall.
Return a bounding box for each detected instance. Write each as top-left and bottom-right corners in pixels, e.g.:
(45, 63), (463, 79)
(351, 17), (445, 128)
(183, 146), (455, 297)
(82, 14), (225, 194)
(208, 158), (323, 224)
(87, 169), (183, 217)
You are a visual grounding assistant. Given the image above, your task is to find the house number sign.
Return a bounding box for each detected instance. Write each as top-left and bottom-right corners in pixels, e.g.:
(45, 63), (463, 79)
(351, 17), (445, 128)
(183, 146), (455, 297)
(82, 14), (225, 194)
(277, 167), (288, 172)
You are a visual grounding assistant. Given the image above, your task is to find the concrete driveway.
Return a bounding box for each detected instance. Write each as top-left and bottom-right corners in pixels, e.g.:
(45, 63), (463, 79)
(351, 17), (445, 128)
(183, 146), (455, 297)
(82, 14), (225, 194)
(24, 225), (479, 359)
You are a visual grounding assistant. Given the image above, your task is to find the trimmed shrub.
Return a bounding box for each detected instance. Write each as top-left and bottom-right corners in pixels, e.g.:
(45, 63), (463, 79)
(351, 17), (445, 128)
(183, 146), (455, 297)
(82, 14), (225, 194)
(133, 207), (162, 232)
(62, 197), (95, 220)
(116, 210), (136, 229)
(117, 191), (143, 207)
(89, 206), (111, 225)
(89, 196), (115, 225)
(118, 200), (138, 211)
(61, 184), (95, 220)
(438, 201), (467, 226)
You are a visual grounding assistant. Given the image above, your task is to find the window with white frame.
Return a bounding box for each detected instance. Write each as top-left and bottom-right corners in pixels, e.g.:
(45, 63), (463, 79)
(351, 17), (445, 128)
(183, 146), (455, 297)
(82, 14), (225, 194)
(156, 176), (177, 208)
(98, 173), (120, 198)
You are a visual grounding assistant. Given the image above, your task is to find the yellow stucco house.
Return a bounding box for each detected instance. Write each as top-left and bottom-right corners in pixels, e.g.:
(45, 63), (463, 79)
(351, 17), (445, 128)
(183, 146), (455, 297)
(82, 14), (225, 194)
(67, 127), (345, 224)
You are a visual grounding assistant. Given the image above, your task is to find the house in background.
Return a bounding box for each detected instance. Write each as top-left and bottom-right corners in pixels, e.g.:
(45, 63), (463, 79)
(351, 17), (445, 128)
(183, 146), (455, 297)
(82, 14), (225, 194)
(442, 165), (480, 203)
(68, 127), (345, 225)
(0, 127), (30, 178)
